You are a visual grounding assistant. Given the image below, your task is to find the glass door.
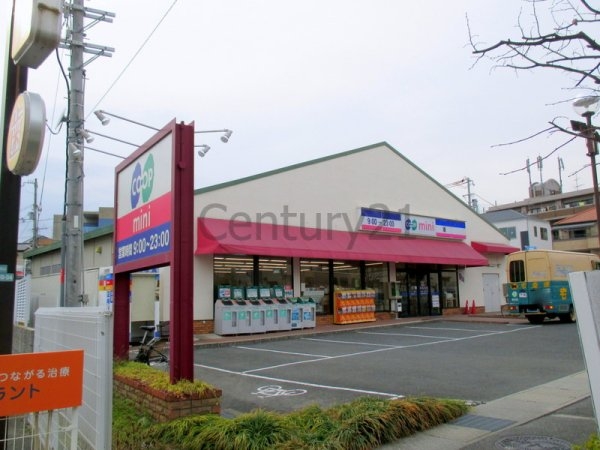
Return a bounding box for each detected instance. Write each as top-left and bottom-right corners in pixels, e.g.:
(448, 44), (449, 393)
(417, 272), (430, 316)
(429, 271), (441, 315)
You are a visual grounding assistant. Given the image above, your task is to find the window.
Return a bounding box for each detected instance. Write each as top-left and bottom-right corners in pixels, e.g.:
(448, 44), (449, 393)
(499, 227), (517, 239)
(258, 257), (292, 289)
(540, 227), (548, 241)
(213, 256), (254, 290)
(364, 262), (388, 311)
(300, 260), (330, 314)
(333, 260), (361, 290)
(441, 270), (458, 308)
(509, 260), (526, 283)
(533, 226), (538, 237)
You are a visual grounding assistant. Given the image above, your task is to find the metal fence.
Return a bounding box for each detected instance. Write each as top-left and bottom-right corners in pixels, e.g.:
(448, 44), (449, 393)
(1, 408), (79, 450)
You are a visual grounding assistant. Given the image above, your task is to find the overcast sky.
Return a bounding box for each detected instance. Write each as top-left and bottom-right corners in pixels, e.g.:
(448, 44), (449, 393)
(2, 1), (597, 242)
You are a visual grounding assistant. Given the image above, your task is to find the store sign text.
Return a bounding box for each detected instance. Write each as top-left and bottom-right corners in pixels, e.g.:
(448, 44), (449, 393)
(359, 207), (466, 240)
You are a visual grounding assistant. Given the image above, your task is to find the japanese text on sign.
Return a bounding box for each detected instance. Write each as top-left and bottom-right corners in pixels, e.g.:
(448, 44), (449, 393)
(0, 349), (84, 416)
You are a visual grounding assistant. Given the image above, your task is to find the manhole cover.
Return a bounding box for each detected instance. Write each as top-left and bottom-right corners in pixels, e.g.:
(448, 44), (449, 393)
(495, 435), (571, 449)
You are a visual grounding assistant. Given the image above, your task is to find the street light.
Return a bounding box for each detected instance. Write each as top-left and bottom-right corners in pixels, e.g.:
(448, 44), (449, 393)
(572, 96), (600, 248)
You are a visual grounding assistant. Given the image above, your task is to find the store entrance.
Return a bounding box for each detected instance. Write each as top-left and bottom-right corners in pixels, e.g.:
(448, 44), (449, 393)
(407, 271), (430, 317)
(397, 266), (444, 317)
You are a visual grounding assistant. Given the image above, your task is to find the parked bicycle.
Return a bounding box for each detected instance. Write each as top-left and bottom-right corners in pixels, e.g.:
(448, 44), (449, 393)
(134, 324), (169, 366)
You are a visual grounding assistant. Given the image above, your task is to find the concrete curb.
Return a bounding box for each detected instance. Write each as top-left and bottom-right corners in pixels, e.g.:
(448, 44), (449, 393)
(379, 371), (591, 449)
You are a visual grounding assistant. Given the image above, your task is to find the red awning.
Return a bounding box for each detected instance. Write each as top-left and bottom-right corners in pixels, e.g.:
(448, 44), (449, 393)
(196, 218), (488, 266)
(471, 241), (520, 254)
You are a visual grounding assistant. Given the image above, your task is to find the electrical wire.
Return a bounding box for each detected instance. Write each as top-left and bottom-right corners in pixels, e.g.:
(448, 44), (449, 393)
(86, 0), (179, 116)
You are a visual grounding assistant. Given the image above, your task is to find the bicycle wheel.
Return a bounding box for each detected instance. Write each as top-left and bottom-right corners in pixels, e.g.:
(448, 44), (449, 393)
(134, 347), (150, 364)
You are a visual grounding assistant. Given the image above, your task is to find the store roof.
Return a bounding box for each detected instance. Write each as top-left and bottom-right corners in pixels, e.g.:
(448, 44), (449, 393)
(196, 218), (488, 266)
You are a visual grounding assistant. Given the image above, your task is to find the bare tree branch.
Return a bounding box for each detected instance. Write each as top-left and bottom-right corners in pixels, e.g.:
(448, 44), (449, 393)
(469, 0), (600, 91)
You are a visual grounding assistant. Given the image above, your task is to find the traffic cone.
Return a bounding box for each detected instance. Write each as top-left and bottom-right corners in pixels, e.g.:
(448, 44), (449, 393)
(464, 300), (469, 315)
(470, 300), (476, 315)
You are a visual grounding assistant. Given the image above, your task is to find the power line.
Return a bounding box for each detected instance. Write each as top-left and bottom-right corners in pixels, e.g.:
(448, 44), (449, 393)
(86, 0), (179, 116)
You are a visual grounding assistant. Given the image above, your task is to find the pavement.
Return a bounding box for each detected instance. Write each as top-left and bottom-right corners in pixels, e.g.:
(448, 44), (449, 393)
(192, 313), (599, 449)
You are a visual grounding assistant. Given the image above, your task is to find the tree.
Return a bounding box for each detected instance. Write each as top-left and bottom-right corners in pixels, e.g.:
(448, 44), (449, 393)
(468, 0), (600, 94)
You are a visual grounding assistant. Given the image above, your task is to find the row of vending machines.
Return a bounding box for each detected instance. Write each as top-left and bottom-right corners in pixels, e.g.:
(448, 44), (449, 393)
(214, 296), (316, 336)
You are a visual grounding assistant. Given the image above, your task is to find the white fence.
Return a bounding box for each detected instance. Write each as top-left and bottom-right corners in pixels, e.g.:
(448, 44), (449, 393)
(34, 307), (113, 450)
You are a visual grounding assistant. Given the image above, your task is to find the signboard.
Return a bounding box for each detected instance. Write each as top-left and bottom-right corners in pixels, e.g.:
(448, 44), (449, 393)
(0, 349), (84, 416)
(115, 135), (173, 270)
(6, 91), (45, 176)
(359, 207), (466, 240)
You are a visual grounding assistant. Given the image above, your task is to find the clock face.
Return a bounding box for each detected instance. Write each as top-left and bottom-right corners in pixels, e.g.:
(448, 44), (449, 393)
(7, 91), (46, 176)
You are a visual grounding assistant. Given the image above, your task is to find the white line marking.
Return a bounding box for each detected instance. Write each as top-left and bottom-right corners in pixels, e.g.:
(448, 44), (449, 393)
(301, 337), (398, 347)
(357, 331), (459, 339)
(241, 326), (539, 373)
(235, 346), (332, 358)
(408, 326), (516, 333)
(194, 362), (404, 399)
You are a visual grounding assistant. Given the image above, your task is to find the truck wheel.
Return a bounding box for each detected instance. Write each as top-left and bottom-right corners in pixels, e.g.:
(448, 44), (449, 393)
(526, 315), (545, 324)
(559, 308), (577, 323)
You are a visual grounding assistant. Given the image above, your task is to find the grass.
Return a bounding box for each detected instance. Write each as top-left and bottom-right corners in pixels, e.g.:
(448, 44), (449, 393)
(112, 367), (470, 450)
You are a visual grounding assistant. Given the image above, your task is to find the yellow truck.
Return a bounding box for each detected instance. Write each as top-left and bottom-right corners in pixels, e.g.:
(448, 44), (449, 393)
(504, 249), (600, 324)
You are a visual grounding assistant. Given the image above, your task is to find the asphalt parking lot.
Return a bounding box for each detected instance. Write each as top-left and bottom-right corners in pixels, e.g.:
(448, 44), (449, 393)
(191, 319), (586, 417)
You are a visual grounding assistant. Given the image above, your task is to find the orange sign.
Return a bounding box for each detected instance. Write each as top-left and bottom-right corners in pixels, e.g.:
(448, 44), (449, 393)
(0, 349), (84, 416)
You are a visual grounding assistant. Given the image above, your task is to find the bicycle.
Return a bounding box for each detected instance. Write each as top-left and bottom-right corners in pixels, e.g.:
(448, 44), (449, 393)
(134, 324), (169, 366)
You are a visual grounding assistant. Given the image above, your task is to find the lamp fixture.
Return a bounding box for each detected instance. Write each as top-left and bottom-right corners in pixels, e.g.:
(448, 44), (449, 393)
(93, 110), (110, 126)
(77, 129), (94, 143)
(194, 128), (233, 143)
(196, 144), (210, 157)
(86, 129), (140, 147)
(573, 96), (600, 118)
(68, 143), (83, 161)
(93, 109), (160, 131)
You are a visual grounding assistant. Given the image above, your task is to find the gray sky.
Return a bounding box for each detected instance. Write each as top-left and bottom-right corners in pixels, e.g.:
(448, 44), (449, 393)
(2, 1), (596, 242)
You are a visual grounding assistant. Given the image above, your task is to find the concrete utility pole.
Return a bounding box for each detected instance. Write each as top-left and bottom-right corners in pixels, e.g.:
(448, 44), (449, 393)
(61, 1), (114, 306)
(62, 0), (85, 306)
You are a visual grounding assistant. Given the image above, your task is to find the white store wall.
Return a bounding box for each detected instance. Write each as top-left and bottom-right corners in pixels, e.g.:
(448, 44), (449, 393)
(188, 142), (510, 319)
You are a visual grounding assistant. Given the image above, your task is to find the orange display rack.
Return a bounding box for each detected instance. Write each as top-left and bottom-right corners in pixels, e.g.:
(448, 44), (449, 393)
(333, 289), (377, 325)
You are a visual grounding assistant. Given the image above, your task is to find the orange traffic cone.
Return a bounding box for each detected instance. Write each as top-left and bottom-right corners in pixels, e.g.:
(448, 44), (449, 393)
(464, 300), (469, 315)
(470, 300), (476, 315)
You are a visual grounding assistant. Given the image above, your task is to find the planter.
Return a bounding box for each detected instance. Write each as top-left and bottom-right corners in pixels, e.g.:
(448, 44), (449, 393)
(114, 374), (222, 422)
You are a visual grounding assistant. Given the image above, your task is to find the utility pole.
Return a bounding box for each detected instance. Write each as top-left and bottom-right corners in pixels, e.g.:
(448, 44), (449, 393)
(23, 178), (39, 247)
(61, 1), (114, 306)
(32, 178), (38, 248)
(62, 0), (85, 306)
(558, 157), (564, 192)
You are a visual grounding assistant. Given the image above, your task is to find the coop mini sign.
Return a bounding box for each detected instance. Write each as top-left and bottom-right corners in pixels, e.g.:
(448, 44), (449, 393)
(0, 349), (84, 416)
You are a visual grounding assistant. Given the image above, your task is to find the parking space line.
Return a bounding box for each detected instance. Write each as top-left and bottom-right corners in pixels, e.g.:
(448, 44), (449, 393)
(408, 326), (523, 333)
(203, 326), (539, 378)
(194, 362), (404, 399)
(301, 337), (399, 347)
(357, 331), (459, 339)
(235, 346), (332, 358)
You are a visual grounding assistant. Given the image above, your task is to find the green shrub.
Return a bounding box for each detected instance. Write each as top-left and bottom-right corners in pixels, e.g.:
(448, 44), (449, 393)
(112, 362), (469, 450)
(113, 360), (216, 398)
(574, 434), (600, 450)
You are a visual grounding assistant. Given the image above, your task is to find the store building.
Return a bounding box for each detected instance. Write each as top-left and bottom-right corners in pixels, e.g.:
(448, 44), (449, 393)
(23, 142), (518, 334)
(191, 142), (517, 331)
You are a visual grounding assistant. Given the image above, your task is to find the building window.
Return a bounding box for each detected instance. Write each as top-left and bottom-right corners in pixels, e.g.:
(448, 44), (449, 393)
(300, 260), (330, 314)
(213, 256), (254, 291)
(533, 226), (538, 237)
(499, 227), (516, 239)
(258, 257), (292, 289)
(540, 227), (548, 240)
(364, 262), (388, 311)
(333, 260), (361, 290)
(441, 270), (458, 308)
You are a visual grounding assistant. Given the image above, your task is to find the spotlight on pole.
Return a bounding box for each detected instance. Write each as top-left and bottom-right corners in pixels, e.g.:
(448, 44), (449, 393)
(94, 110), (110, 126)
